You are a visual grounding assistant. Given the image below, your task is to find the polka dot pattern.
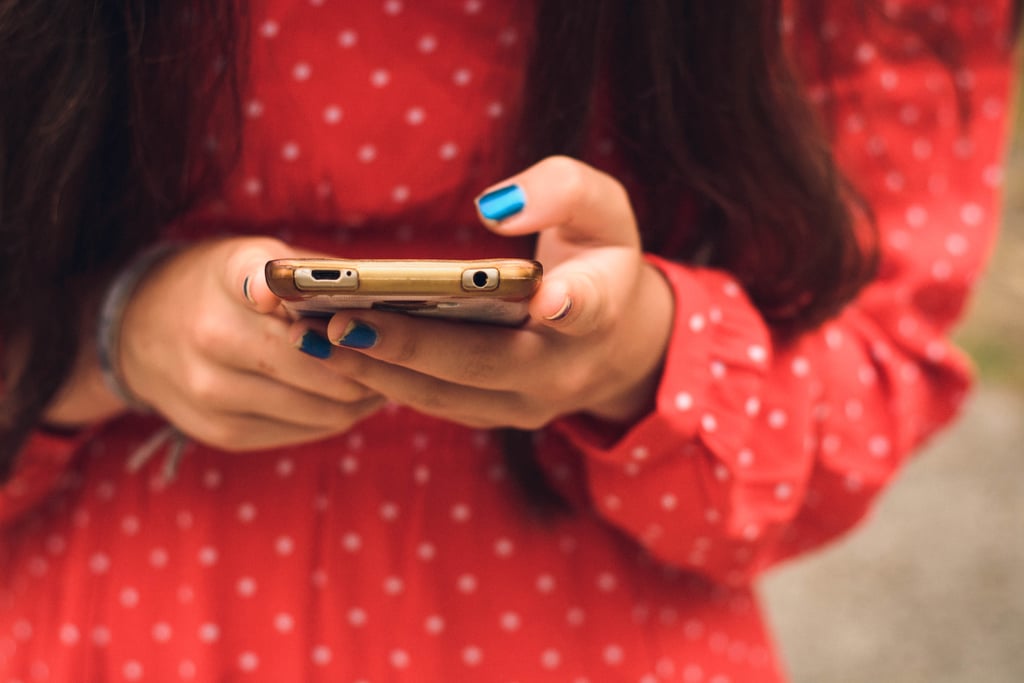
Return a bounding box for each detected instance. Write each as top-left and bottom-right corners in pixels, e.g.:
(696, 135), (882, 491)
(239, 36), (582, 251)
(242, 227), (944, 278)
(1, 1), (1017, 681)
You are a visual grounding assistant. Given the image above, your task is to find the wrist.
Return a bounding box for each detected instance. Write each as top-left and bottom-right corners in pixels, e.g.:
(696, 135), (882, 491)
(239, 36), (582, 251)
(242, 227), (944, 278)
(96, 243), (180, 412)
(583, 261), (674, 423)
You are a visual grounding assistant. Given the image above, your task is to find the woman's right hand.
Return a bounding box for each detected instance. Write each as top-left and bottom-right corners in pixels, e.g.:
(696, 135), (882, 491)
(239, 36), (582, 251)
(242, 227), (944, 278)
(117, 237), (386, 451)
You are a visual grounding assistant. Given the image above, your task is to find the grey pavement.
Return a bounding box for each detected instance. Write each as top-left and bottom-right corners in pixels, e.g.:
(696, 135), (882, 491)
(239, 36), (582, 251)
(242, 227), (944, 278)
(761, 385), (1024, 683)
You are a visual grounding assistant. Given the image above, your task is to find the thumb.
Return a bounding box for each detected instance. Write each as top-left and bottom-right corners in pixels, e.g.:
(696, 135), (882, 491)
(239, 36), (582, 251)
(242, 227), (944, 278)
(529, 270), (606, 336)
(224, 237), (292, 314)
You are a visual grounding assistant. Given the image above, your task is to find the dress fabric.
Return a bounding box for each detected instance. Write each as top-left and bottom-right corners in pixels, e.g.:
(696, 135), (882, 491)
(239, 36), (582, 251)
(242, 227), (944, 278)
(0, 1), (1016, 681)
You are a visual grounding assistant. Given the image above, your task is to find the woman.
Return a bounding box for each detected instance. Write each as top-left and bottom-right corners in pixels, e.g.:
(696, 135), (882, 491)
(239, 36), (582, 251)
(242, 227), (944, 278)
(1, 1), (1018, 680)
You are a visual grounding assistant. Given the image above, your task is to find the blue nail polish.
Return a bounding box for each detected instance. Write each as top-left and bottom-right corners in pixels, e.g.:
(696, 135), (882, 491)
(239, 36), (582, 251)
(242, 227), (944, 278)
(477, 185), (525, 221)
(297, 330), (332, 359)
(338, 321), (378, 349)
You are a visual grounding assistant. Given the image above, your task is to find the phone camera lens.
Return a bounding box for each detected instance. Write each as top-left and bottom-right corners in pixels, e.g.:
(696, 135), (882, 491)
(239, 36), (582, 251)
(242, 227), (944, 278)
(472, 270), (489, 288)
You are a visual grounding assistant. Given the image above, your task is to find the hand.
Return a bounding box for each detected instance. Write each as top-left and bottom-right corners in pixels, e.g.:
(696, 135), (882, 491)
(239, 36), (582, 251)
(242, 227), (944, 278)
(118, 237), (385, 450)
(314, 156), (674, 430)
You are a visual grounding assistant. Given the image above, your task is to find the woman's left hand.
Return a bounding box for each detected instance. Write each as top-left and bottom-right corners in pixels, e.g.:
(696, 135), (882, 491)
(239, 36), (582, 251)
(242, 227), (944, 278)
(316, 156), (675, 429)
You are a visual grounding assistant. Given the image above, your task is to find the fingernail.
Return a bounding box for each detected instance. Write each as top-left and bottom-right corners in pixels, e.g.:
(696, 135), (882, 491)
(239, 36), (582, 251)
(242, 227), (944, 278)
(544, 296), (573, 322)
(336, 320), (378, 349)
(243, 276), (256, 305)
(476, 184), (525, 222)
(295, 330), (333, 359)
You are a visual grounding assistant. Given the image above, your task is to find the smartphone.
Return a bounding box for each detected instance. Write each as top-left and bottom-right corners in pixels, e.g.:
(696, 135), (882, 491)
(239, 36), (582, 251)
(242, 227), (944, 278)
(265, 258), (543, 326)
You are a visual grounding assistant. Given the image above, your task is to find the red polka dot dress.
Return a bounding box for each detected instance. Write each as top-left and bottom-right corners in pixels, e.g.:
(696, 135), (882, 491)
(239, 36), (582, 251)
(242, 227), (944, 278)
(1, 1), (1017, 681)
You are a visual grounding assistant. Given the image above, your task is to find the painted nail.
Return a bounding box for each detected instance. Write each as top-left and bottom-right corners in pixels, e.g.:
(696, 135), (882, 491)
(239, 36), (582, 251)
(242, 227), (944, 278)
(544, 296), (573, 322)
(243, 276), (256, 305)
(476, 184), (526, 222)
(337, 320), (378, 349)
(296, 330), (333, 359)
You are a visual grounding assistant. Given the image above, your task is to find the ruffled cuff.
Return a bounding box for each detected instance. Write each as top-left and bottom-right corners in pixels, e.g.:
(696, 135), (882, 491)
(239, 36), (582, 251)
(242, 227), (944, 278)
(552, 254), (772, 470)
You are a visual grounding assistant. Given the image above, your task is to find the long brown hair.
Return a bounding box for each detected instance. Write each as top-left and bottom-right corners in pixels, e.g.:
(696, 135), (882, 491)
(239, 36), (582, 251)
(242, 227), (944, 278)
(0, 2), (242, 477)
(1, 1), (1018, 482)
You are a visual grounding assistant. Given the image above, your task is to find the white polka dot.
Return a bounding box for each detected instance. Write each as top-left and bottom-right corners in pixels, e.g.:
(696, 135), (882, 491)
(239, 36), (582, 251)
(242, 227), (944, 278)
(439, 142), (459, 160)
(238, 652), (259, 672)
(737, 449), (755, 467)
(237, 503), (257, 523)
(358, 144), (377, 163)
(259, 20), (279, 38)
(660, 493), (678, 511)
(292, 62), (311, 81)
(275, 536), (295, 556)
(418, 34), (438, 53)
(462, 646), (483, 666)
(152, 622), (172, 643)
(390, 649), (410, 669)
(869, 435), (892, 458)
(417, 542), (436, 561)
(391, 185), (410, 203)
(281, 142), (300, 161)
(338, 30), (358, 48)
(768, 409), (788, 429)
(494, 537), (515, 557)
(370, 69), (391, 87)
(675, 392), (694, 411)
(709, 360), (726, 379)
(323, 105), (343, 124)
(342, 532), (362, 552)
(747, 345), (768, 364)
(120, 587), (139, 608)
(603, 644), (625, 665)
(312, 645), (332, 666)
(236, 577), (257, 598)
(348, 608), (367, 627)
(536, 574), (556, 593)
(689, 313), (706, 332)
(123, 660), (144, 680)
(380, 501), (399, 521)
(245, 99), (264, 118)
(274, 613), (294, 633)
(905, 205), (928, 228)
(960, 203), (984, 227)
(477, 102), (502, 123)
(243, 178), (263, 197)
(198, 623), (220, 643)
(541, 648), (561, 669)
(451, 503), (472, 522)
(457, 574), (478, 594)
(384, 576), (404, 595)
(384, 0), (403, 14)
(701, 414), (718, 432)
(198, 546), (218, 567)
(856, 42), (877, 63)
(453, 68), (473, 86)
(500, 612), (521, 631)
(425, 615), (445, 635)
(59, 623), (80, 646)
(92, 626), (111, 646)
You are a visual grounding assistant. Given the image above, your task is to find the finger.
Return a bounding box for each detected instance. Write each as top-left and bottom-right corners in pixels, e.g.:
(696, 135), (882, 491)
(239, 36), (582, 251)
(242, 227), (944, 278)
(527, 266), (609, 336)
(169, 395), (387, 452)
(323, 349), (548, 430)
(474, 155), (639, 248)
(323, 312), (547, 392)
(222, 237), (293, 314)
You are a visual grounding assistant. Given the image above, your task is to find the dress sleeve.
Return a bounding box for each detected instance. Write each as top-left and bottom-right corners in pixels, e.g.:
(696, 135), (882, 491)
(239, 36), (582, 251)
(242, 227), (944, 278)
(541, 0), (1018, 586)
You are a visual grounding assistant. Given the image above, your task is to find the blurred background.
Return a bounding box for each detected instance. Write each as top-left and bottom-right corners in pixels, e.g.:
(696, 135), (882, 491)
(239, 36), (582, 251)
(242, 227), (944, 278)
(760, 122), (1024, 679)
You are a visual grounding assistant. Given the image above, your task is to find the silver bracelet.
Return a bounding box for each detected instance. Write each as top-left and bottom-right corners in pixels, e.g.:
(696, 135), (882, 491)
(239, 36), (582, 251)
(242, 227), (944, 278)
(96, 242), (180, 412)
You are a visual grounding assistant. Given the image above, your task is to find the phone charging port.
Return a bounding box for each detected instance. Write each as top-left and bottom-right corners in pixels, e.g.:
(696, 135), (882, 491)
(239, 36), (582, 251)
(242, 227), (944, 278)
(311, 269), (342, 281)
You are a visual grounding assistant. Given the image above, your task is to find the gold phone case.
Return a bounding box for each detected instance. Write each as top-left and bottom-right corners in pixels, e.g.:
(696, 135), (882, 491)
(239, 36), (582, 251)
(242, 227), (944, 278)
(265, 258), (543, 325)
